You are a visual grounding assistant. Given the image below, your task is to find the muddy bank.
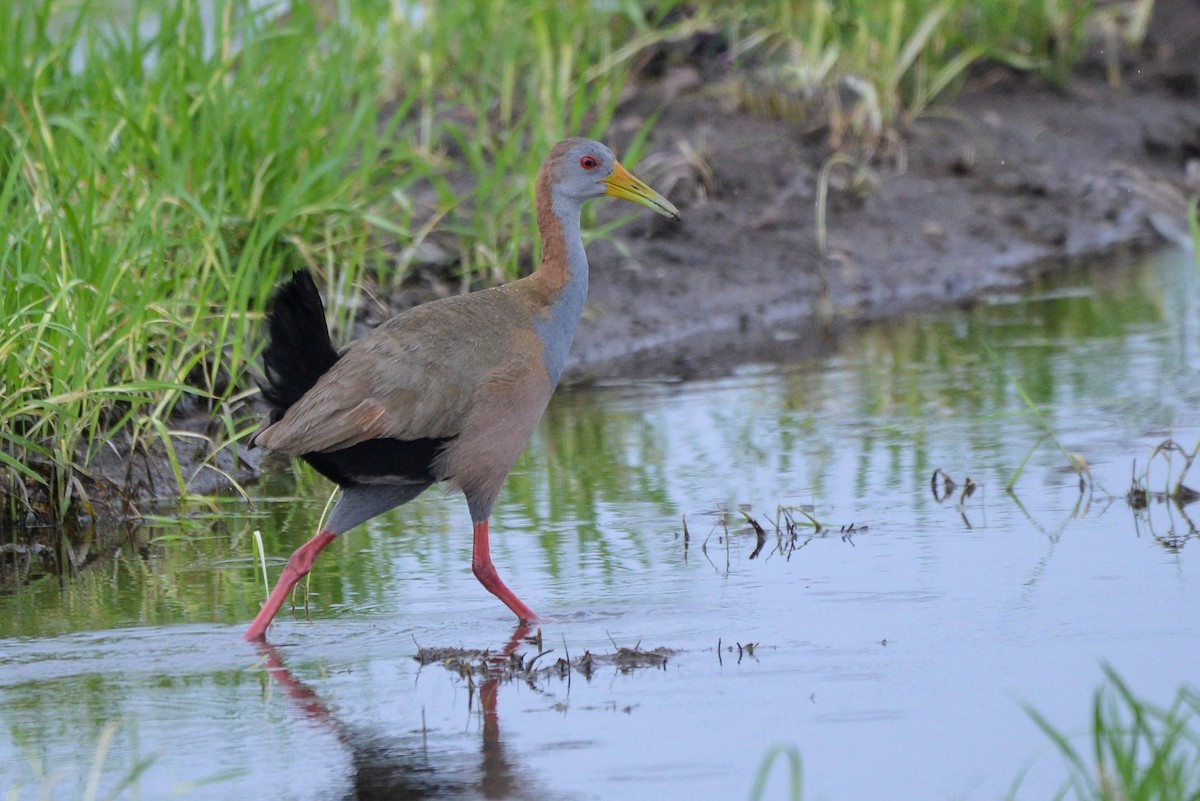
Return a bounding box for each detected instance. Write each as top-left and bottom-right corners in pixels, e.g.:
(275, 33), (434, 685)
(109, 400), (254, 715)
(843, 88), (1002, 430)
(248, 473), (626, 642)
(566, 0), (1200, 382)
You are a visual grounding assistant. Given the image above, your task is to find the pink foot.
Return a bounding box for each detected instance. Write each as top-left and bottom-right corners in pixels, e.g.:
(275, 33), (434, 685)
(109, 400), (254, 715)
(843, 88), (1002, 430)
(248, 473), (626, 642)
(244, 530), (337, 641)
(472, 520), (538, 622)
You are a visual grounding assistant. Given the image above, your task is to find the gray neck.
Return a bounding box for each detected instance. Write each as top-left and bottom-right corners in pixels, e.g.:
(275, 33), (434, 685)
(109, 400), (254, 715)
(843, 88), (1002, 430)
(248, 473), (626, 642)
(535, 193), (588, 387)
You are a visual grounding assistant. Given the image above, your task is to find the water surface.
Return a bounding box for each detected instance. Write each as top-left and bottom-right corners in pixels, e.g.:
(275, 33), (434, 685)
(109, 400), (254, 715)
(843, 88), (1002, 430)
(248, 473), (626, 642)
(3, 249), (1200, 800)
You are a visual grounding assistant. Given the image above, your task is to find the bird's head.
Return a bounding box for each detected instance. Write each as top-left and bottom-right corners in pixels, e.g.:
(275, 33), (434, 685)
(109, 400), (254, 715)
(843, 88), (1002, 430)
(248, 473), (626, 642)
(545, 138), (681, 220)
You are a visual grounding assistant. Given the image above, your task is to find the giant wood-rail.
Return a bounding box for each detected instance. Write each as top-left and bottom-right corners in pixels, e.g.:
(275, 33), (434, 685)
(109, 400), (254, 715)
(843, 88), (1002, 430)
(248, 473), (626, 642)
(244, 138), (679, 640)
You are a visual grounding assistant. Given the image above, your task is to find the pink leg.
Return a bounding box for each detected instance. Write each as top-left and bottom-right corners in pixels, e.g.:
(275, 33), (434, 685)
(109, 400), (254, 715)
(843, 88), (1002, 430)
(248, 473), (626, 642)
(244, 530), (337, 641)
(472, 520), (538, 622)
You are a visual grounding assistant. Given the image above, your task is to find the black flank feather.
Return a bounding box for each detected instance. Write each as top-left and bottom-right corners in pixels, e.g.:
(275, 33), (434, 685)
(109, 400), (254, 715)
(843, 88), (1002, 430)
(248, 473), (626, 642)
(258, 269), (339, 420)
(302, 438), (446, 487)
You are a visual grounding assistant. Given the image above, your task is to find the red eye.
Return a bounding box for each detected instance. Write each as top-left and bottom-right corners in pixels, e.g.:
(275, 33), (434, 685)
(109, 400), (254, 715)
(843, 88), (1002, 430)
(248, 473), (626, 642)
(580, 155), (599, 170)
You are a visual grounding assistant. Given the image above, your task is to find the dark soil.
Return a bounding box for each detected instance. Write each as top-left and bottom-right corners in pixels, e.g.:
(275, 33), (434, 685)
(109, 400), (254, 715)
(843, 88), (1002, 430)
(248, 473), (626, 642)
(9, 0), (1200, 524)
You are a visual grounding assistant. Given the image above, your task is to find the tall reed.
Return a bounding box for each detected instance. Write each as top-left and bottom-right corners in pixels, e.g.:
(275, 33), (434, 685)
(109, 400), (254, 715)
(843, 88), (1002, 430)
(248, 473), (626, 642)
(1, 0), (419, 518)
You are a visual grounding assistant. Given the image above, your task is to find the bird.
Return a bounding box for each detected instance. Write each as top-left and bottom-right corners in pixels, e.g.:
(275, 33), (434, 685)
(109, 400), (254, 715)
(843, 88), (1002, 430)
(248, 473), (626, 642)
(243, 138), (680, 641)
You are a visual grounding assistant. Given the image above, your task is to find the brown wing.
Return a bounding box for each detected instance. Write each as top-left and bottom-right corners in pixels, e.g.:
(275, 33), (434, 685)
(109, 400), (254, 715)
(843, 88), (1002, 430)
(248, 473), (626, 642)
(254, 287), (535, 456)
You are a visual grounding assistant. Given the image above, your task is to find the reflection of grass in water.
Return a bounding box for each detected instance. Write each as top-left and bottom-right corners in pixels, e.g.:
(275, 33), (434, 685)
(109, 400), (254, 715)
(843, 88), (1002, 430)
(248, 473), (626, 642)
(1175, 199), (1200, 506)
(7, 718), (241, 799)
(980, 341), (1093, 493)
(1020, 667), (1200, 801)
(1, 403), (674, 637)
(1122, 194), (1200, 526)
(0, 512), (264, 636)
(8, 721), (155, 801)
(848, 255), (1183, 500)
(507, 391), (677, 578)
(1190, 197), (1199, 259)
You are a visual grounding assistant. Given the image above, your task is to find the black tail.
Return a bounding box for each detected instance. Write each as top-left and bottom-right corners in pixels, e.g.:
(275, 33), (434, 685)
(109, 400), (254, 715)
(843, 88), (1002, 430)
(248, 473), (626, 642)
(259, 270), (339, 419)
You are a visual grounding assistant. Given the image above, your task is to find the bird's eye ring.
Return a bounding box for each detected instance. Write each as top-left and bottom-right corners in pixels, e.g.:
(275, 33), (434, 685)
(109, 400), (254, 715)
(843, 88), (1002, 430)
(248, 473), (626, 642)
(580, 155), (599, 170)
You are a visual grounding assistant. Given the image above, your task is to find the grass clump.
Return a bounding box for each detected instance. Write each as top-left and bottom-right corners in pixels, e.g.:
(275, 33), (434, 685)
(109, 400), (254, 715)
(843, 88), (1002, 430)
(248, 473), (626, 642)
(1024, 667), (1200, 801)
(744, 671), (1200, 801)
(0, 0), (423, 521)
(699, 0), (1153, 147)
(0, 0), (668, 525)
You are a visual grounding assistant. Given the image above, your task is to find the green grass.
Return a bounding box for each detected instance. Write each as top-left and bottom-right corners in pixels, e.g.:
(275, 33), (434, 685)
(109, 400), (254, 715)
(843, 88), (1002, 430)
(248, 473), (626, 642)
(1022, 667), (1200, 801)
(0, 0), (665, 523)
(749, 743), (804, 800)
(1190, 195), (1200, 261)
(0, 0), (1149, 524)
(713, 0), (1153, 145)
(745, 670), (1200, 801)
(1, 0), (419, 520)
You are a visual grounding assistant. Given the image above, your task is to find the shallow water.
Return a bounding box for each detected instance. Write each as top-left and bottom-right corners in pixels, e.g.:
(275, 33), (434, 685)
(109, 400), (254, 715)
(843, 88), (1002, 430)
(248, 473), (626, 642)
(3, 249), (1200, 800)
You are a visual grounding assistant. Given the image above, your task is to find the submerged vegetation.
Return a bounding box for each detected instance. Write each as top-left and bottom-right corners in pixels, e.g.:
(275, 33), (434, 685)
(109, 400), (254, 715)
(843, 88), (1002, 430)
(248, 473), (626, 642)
(0, 0), (1159, 525)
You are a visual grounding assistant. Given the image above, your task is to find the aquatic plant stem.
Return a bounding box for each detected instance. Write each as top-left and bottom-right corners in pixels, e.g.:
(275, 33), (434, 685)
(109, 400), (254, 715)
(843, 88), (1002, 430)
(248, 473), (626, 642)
(980, 342), (1093, 492)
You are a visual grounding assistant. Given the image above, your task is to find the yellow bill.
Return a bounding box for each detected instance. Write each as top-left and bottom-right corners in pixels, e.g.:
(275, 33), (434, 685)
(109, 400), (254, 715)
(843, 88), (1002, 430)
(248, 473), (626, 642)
(604, 161), (681, 220)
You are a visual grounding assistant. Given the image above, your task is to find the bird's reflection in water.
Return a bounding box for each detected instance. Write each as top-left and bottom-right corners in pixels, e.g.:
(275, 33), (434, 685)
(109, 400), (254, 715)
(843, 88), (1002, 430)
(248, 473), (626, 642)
(256, 624), (538, 800)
